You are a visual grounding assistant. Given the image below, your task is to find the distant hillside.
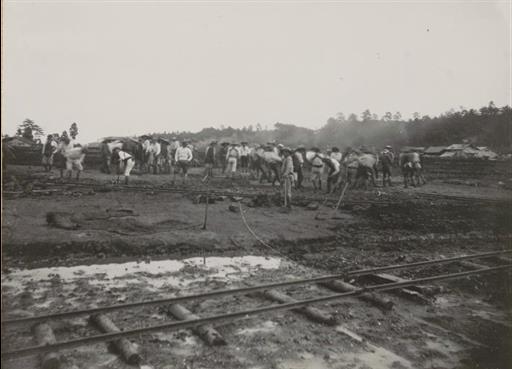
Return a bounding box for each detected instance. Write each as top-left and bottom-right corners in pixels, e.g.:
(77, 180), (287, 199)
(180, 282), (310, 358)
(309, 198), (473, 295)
(142, 102), (512, 152)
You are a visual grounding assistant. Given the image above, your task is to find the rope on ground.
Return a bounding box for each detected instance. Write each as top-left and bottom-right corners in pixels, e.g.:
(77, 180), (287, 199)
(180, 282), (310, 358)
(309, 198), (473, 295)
(237, 201), (303, 267)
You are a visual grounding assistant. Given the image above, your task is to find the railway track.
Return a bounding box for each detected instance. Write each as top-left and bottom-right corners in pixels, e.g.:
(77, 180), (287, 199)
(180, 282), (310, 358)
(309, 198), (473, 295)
(2, 250), (511, 367)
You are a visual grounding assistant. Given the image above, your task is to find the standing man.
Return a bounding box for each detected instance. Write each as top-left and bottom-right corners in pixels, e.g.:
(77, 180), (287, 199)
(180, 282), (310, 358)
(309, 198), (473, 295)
(309, 148), (324, 191)
(380, 145), (395, 187)
(219, 142), (230, 174)
(175, 140), (193, 183)
(169, 137), (180, 164)
(141, 135), (151, 173)
(159, 138), (170, 174)
(100, 139), (112, 174)
(204, 141), (217, 178)
(292, 146), (305, 190)
(149, 137), (161, 174)
(41, 135), (57, 172)
(54, 136), (68, 178)
(280, 147), (294, 209)
(225, 143), (240, 178)
(239, 142), (250, 174)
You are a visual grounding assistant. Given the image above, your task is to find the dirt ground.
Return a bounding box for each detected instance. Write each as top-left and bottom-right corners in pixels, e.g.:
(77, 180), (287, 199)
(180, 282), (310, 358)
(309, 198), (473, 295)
(2, 165), (512, 369)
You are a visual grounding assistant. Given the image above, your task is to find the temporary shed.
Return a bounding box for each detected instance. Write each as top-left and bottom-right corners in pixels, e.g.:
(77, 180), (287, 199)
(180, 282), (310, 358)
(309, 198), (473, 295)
(423, 146), (447, 157)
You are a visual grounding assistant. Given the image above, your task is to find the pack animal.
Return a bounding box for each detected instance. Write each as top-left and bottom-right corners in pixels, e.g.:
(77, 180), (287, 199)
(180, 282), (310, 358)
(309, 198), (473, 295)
(342, 152), (379, 189)
(399, 152), (426, 188)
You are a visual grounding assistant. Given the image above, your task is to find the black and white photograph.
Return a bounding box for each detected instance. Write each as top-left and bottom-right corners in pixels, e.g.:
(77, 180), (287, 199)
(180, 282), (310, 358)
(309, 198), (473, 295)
(1, 1), (511, 368)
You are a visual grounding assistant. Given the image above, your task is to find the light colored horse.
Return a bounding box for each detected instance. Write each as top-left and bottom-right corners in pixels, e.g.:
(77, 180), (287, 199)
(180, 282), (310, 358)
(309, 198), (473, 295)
(342, 152), (379, 188)
(399, 152), (426, 188)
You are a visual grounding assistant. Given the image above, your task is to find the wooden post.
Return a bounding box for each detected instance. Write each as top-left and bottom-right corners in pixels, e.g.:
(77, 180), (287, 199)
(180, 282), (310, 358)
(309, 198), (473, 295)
(202, 175), (210, 230)
(32, 323), (60, 369)
(259, 290), (337, 325)
(90, 314), (142, 365)
(166, 304), (226, 346)
(320, 280), (394, 311)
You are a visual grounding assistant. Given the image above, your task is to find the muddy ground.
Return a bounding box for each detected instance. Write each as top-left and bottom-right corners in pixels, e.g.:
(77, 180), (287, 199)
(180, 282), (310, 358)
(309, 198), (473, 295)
(2, 165), (512, 369)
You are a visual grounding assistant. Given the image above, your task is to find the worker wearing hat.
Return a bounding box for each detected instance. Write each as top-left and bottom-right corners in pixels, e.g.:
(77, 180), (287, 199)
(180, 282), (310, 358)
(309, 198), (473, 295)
(41, 134), (58, 172)
(240, 141), (250, 173)
(330, 147), (342, 162)
(293, 146), (306, 190)
(148, 137), (161, 174)
(225, 143), (240, 178)
(111, 147), (135, 185)
(174, 140), (193, 183)
(217, 142), (229, 173)
(309, 147), (324, 191)
(169, 137), (180, 164)
(380, 145), (395, 187)
(276, 143), (284, 156)
(322, 155), (341, 194)
(280, 147), (294, 209)
(204, 141), (217, 178)
(141, 135), (152, 173)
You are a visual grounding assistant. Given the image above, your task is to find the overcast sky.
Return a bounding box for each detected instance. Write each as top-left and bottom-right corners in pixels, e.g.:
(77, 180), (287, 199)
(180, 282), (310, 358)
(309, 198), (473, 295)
(3, 1), (511, 143)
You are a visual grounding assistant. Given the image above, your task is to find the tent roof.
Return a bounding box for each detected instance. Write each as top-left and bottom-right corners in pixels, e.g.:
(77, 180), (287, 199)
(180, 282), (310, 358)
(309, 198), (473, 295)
(424, 146), (447, 154)
(400, 146), (425, 153)
(446, 143), (471, 151)
(3, 136), (37, 146)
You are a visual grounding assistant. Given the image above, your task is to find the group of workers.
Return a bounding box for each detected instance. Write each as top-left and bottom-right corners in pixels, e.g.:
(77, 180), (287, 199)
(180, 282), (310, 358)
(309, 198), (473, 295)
(196, 141), (401, 208)
(41, 131), (85, 179)
(42, 132), (412, 205)
(101, 136), (194, 184)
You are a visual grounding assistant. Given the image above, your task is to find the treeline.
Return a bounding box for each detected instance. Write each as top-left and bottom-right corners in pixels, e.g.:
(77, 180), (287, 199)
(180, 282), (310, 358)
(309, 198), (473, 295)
(147, 102), (511, 152)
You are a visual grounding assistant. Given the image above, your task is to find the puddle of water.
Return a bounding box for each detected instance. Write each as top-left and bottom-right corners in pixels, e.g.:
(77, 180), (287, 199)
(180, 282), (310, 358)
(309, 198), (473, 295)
(236, 320), (278, 336)
(2, 256), (281, 294)
(2, 256), (282, 317)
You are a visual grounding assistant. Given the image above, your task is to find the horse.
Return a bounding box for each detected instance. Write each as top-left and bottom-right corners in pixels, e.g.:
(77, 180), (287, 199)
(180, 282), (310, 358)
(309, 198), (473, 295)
(399, 152), (426, 188)
(341, 151), (379, 189)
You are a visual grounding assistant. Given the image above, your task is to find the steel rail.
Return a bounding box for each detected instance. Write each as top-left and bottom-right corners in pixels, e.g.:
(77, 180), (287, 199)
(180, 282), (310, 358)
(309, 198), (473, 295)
(2, 264), (510, 360)
(2, 249), (510, 326)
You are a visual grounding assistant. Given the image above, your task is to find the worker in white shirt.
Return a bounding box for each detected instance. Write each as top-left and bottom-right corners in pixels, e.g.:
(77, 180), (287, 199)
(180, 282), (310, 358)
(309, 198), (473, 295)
(323, 156), (341, 193)
(111, 147), (135, 185)
(280, 147), (294, 209)
(225, 144), (240, 178)
(263, 146), (282, 186)
(240, 142), (250, 173)
(292, 146), (305, 189)
(309, 147), (324, 191)
(141, 136), (151, 173)
(148, 138), (161, 174)
(169, 137), (180, 158)
(252, 145), (269, 183)
(175, 141), (193, 183)
(69, 132), (81, 148)
(330, 147), (342, 162)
